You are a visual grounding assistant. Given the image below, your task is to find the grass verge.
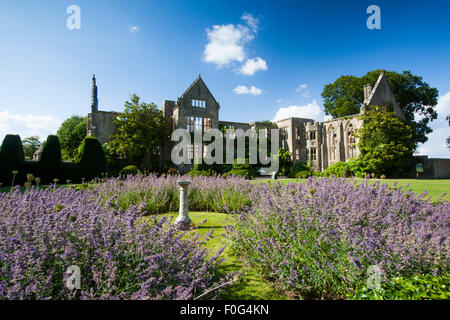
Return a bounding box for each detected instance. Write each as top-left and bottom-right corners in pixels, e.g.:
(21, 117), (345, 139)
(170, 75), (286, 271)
(156, 212), (289, 300)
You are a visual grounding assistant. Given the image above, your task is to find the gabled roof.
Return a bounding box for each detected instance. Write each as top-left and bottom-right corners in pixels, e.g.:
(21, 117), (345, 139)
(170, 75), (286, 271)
(363, 72), (405, 119)
(178, 75), (220, 108)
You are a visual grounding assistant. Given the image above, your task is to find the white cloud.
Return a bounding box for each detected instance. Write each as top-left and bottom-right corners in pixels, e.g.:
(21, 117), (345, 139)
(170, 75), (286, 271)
(416, 92), (450, 158)
(203, 24), (250, 67)
(0, 110), (62, 142)
(203, 13), (267, 73)
(295, 84), (308, 92)
(129, 25), (139, 33)
(238, 57), (267, 75)
(241, 13), (259, 32)
(272, 100), (324, 122)
(295, 83), (311, 98)
(233, 85), (263, 95)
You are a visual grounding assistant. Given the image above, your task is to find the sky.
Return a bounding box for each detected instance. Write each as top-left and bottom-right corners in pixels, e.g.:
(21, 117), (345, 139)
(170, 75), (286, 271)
(0, 0), (449, 158)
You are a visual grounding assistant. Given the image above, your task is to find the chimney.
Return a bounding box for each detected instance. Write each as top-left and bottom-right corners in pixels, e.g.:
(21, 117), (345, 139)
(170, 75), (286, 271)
(363, 84), (372, 102)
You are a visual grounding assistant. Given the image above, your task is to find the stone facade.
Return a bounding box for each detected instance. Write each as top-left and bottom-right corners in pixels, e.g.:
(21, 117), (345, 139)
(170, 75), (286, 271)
(86, 71), (448, 176)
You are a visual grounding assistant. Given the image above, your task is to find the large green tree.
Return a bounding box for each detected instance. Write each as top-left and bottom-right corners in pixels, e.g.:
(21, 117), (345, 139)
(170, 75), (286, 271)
(357, 104), (415, 177)
(22, 136), (41, 159)
(57, 115), (87, 159)
(321, 70), (439, 147)
(109, 94), (169, 167)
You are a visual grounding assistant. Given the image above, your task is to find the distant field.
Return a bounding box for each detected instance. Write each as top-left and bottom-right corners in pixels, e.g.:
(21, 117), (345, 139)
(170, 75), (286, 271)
(257, 178), (450, 201)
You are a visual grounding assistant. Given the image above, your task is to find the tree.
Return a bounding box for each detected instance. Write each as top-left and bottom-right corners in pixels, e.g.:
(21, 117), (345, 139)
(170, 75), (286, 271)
(22, 136), (41, 159)
(57, 115), (87, 159)
(356, 104), (415, 177)
(109, 94), (169, 168)
(279, 148), (292, 176)
(321, 70), (439, 147)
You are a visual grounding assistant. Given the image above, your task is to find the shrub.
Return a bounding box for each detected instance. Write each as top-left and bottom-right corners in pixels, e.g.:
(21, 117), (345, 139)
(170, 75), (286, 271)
(120, 165), (140, 176)
(223, 169), (254, 179)
(295, 170), (311, 179)
(350, 273), (450, 300)
(187, 169), (215, 177)
(75, 137), (107, 180)
(39, 135), (62, 183)
(40, 135), (62, 167)
(288, 162), (311, 178)
(0, 135), (25, 184)
(223, 158), (258, 179)
(323, 161), (348, 177)
(167, 167), (178, 175)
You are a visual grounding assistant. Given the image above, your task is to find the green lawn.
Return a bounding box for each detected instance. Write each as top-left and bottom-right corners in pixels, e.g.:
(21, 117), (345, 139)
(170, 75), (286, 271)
(257, 178), (450, 201)
(156, 212), (289, 300)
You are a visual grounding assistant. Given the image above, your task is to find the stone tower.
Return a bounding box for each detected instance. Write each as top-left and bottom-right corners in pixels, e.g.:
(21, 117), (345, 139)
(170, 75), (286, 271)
(91, 74), (98, 112)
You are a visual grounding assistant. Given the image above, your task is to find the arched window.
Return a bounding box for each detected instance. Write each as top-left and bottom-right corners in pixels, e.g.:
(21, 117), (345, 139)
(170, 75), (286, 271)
(328, 126), (336, 160)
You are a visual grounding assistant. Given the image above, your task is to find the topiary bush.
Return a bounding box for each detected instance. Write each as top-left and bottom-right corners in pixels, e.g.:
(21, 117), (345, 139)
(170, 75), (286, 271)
(120, 165), (140, 176)
(39, 135), (62, 183)
(75, 137), (107, 181)
(0, 135), (25, 184)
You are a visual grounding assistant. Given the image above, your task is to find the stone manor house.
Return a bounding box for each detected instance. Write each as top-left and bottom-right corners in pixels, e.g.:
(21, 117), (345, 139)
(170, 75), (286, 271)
(86, 72), (450, 177)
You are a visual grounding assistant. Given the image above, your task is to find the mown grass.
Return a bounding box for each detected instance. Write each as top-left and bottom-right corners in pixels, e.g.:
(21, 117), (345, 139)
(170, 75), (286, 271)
(257, 178), (450, 201)
(156, 212), (289, 300)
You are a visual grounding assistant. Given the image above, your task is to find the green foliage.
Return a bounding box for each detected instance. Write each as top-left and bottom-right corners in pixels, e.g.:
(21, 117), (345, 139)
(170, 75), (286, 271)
(351, 273), (450, 300)
(0, 134), (25, 169)
(278, 148), (292, 176)
(223, 169), (254, 179)
(40, 135), (62, 168)
(75, 136), (107, 180)
(22, 136), (41, 160)
(222, 158), (259, 179)
(288, 162), (311, 178)
(321, 69), (439, 146)
(120, 165), (140, 176)
(295, 170), (311, 179)
(357, 105), (415, 177)
(102, 142), (126, 176)
(0, 135), (25, 184)
(109, 94), (169, 168)
(186, 169), (215, 177)
(322, 159), (367, 178)
(57, 115), (87, 159)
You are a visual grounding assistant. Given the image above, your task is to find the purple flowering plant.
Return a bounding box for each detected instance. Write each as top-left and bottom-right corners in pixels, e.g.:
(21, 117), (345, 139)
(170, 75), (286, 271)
(0, 186), (229, 300)
(226, 177), (449, 299)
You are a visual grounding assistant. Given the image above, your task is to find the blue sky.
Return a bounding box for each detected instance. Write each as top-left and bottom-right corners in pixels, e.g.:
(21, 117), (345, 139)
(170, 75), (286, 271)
(0, 0), (449, 157)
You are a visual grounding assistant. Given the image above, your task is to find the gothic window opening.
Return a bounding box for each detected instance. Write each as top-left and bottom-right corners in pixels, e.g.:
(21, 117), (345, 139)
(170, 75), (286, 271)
(311, 148), (317, 161)
(203, 118), (211, 132)
(296, 127), (301, 140)
(187, 117), (195, 133)
(295, 148), (300, 160)
(310, 132), (316, 140)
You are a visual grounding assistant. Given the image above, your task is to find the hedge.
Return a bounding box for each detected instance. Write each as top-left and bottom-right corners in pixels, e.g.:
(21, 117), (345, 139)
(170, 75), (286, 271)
(0, 135), (106, 186)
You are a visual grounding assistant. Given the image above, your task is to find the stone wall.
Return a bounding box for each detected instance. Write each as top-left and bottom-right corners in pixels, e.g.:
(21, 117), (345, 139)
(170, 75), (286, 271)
(411, 156), (450, 178)
(87, 110), (117, 145)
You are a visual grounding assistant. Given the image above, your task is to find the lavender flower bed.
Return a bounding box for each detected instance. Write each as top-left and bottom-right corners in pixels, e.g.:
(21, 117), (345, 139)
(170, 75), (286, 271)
(0, 187), (226, 300)
(90, 174), (252, 214)
(226, 177), (450, 299)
